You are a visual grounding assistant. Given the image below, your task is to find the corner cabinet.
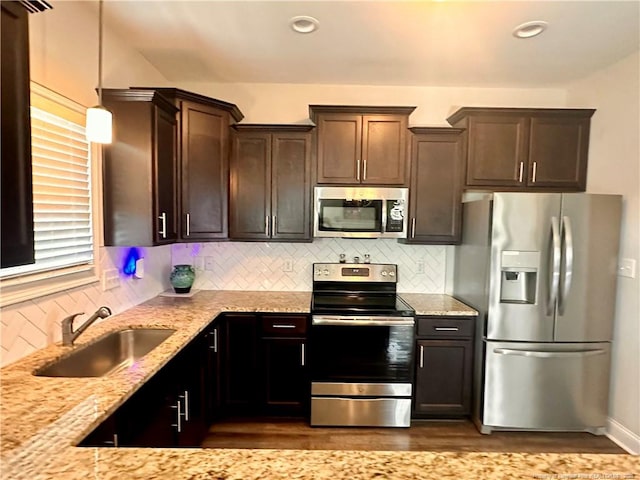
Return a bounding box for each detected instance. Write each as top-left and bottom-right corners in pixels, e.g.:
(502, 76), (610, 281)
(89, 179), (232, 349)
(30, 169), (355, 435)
(413, 316), (475, 418)
(310, 105), (415, 186)
(447, 107), (594, 191)
(1, 1), (34, 268)
(229, 125), (313, 241)
(148, 88), (243, 241)
(102, 89), (179, 246)
(404, 128), (464, 244)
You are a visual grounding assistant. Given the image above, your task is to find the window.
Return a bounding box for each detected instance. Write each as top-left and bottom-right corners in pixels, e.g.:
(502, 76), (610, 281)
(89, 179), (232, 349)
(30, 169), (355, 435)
(0, 83), (99, 305)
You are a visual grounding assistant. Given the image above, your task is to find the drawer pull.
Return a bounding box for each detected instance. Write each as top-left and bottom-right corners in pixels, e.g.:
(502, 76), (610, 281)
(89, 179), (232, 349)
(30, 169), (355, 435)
(434, 327), (459, 331)
(272, 324), (296, 329)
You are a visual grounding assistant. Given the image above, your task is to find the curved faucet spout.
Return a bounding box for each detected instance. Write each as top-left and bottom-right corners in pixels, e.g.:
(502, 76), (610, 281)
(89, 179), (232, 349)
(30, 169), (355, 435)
(62, 306), (112, 346)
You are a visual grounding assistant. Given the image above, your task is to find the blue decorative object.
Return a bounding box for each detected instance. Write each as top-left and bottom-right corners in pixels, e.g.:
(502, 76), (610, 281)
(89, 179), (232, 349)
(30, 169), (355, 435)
(170, 264), (195, 294)
(123, 248), (141, 275)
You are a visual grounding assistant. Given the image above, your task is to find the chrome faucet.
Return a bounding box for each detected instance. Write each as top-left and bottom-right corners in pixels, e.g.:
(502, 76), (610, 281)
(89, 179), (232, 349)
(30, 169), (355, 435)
(61, 306), (112, 346)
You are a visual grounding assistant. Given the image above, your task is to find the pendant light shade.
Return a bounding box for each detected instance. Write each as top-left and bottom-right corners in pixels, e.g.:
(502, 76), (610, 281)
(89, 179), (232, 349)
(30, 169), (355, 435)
(86, 0), (112, 144)
(86, 106), (112, 143)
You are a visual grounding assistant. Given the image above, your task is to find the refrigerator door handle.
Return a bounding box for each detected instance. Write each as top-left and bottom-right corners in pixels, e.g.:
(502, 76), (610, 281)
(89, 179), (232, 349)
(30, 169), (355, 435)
(547, 216), (561, 316)
(493, 348), (607, 358)
(558, 215), (574, 315)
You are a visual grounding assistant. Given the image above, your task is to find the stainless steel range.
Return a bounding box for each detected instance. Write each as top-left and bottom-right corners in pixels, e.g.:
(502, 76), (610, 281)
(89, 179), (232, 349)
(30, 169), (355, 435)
(309, 263), (415, 427)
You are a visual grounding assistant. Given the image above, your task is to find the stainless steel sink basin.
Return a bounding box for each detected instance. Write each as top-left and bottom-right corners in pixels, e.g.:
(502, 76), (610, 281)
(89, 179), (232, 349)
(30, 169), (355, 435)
(34, 328), (176, 378)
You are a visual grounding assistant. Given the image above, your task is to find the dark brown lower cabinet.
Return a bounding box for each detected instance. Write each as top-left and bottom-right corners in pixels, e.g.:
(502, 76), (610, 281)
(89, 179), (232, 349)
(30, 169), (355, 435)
(261, 315), (308, 416)
(413, 316), (475, 418)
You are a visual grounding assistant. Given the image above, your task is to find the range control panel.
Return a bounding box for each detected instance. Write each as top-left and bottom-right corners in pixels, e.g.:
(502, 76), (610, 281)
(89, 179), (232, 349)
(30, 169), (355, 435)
(313, 263), (397, 283)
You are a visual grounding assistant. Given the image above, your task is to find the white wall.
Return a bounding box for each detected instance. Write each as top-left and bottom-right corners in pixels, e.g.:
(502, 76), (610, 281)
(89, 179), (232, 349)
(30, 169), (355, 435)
(566, 51), (640, 453)
(0, 2), (172, 366)
(177, 81), (567, 125)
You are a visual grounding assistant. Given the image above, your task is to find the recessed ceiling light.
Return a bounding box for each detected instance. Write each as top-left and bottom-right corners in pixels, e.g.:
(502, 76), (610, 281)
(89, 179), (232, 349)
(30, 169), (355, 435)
(289, 15), (319, 34)
(512, 20), (548, 39)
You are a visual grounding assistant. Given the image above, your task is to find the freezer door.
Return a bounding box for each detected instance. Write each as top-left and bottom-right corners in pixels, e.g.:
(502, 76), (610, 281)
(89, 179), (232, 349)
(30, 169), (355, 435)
(555, 194), (622, 342)
(483, 341), (610, 431)
(487, 193), (561, 341)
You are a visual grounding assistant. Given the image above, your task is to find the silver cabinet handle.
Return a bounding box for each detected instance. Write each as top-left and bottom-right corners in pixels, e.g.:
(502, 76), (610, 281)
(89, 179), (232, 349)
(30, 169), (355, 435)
(159, 212), (167, 239)
(301, 343), (305, 366)
(180, 390), (189, 421)
(273, 324), (296, 329)
(548, 216), (561, 316)
(419, 345), (424, 368)
(272, 215), (277, 236)
(363, 159), (367, 180)
(532, 161), (537, 183)
(558, 216), (574, 315)
(171, 400), (182, 433)
(518, 161), (524, 182)
(103, 433), (119, 447)
(356, 159), (361, 181)
(213, 328), (218, 353)
(434, 327), (459, 331)
(186, 213), (190, 236)
(411, 217), (416, 239)
(265, 215), (269, 236)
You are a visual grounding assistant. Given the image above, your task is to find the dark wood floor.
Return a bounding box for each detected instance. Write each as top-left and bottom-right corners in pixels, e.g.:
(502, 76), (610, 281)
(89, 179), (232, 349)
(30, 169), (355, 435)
(201, 418), (626, 454)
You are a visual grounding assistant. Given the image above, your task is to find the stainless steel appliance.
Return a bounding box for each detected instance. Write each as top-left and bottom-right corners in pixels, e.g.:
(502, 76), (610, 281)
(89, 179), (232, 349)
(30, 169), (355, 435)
(454, 193), (622, 434)
(309, 263), (415, 427)
(313, 186), (408, 238)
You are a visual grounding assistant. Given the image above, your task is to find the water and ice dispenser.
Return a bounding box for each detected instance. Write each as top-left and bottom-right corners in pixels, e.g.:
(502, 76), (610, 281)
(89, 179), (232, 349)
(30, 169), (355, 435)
(499, 251), (539, 304)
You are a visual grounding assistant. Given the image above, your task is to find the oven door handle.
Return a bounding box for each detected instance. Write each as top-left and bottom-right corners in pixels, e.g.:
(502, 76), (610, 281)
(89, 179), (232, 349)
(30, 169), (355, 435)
(312, 315), (415, 326)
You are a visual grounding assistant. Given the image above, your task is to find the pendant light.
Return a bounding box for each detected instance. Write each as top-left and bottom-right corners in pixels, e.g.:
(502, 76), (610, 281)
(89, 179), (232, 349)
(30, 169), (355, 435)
(86, 0), (112, 144)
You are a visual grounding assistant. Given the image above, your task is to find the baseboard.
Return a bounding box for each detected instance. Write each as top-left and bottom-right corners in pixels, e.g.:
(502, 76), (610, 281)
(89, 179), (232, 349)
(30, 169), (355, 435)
(607, 417), (640, 455)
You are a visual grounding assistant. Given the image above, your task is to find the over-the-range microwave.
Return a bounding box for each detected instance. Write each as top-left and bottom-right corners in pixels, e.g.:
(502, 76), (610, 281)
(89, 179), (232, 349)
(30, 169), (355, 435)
(313, 186), (408, 239)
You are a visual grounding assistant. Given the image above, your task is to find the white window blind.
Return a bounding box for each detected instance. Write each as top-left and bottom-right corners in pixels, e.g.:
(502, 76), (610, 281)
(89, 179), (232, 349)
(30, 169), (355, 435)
(1, 85), (94, 278)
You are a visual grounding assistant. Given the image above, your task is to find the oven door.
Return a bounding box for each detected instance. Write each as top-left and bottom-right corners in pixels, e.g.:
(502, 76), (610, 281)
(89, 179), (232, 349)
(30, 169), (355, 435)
(309, 316), (415, 384)
(309, 316), (415, 427)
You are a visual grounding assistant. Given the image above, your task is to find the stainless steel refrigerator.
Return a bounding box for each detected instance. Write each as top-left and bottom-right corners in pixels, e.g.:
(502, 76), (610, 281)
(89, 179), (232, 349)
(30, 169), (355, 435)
(453, 192), (622, 434)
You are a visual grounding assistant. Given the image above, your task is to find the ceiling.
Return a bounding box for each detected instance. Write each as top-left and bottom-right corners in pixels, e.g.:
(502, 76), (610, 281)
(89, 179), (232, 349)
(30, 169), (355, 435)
(94, 0), (640, 88)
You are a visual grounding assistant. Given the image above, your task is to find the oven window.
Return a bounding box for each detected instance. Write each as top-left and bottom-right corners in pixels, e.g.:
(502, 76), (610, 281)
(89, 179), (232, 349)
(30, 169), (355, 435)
(309, 324), (414, 383)
(318, 199), (382, 232)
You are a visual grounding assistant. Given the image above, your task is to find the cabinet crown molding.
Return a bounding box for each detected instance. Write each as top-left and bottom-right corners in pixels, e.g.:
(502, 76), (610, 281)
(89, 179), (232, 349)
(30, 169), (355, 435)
(232, 124), (315, 133)
(446, 107), (596, 126)
(309, 105), (416, 122)
(101, 88), (179, 114)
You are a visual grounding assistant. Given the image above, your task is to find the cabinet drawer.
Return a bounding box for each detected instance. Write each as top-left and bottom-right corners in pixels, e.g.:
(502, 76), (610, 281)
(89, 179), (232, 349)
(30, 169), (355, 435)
(417, 317), (474, 338)
(261, 315), (307, 336)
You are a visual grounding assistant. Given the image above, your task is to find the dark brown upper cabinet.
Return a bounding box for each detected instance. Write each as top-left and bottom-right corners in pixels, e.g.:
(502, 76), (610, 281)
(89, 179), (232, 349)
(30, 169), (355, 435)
(309, 105), (415, 186)
(404, 128), (464, 244)
(447, 107), (594, 192)
(1, 2), (35, 268)
(102, 89), (179, 246)
(145, 88), (243, 241)
(230, 125), (313, 242)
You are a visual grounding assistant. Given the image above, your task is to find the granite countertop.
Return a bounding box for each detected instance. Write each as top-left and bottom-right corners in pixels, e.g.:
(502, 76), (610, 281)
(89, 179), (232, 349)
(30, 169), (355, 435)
(0, 290), (634, 479)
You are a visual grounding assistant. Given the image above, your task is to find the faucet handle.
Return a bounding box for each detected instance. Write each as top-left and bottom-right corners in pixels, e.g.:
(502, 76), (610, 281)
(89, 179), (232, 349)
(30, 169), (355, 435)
(62, 312), (84, 326)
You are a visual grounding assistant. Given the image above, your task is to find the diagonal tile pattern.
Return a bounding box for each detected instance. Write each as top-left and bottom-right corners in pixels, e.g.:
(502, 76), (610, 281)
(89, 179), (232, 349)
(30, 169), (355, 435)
(1, 239), (448, 367)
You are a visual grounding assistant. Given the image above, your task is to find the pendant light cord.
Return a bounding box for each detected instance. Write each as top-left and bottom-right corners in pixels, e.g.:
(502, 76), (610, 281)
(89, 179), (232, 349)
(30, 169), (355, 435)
(98, 0), (104, 106)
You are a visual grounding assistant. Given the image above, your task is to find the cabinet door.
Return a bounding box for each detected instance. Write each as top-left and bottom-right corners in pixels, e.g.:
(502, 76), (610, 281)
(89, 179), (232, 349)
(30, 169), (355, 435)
(527, 115), (590, 190)
(1, 2), (34, 268)
(229, 133), (271, 239)
(154, 106), (178, 244)
(466, 115), (529, 187)
(414, 339), (472, 416)
(407, 130), (463, 244)
(222, 314), (259, 414)
(271, 132), (312, 241)
(361, 115), (408, 185)
(180, 101), (229, 240)
(262, 337), (307, 415)
(316, 114), (362, 184)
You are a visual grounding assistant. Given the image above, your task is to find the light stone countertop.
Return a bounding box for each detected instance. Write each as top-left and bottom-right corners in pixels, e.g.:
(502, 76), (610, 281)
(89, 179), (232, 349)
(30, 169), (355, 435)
(1, 290), (635, 479)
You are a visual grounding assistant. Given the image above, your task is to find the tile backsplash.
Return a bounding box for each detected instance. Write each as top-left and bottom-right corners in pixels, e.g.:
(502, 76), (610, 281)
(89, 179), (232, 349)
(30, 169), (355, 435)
(171, 238), (447, 293)
(1, 239), (447, 367)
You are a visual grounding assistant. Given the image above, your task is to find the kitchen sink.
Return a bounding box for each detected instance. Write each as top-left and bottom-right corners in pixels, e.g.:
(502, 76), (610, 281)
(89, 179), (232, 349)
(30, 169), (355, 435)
(34, 328), (176, 378)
